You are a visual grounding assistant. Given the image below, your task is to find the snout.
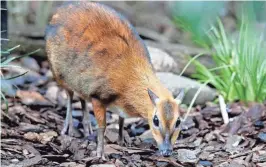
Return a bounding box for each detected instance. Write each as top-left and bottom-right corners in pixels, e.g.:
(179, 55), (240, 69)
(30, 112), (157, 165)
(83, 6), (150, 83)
(160, 149), (173, 157)
(159, 143), (173, 157)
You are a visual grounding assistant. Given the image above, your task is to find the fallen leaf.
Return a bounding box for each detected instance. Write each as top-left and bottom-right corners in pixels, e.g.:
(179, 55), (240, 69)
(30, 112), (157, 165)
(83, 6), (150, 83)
(17, 90), (53, 106)
(24, 131), (58, 144)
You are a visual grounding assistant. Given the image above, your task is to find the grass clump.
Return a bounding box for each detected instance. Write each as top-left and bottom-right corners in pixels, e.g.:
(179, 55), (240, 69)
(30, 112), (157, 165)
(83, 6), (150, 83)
(0, 45), (40, 111)
(184, 19), (266, 103)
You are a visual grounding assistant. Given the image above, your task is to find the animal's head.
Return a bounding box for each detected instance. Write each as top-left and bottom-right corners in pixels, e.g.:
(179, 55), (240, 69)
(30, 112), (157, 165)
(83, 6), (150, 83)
(147, 89), (185, 157)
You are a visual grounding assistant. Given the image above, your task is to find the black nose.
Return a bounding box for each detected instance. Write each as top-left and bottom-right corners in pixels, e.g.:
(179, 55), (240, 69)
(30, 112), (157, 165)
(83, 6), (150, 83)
(160, 149), (172, 157)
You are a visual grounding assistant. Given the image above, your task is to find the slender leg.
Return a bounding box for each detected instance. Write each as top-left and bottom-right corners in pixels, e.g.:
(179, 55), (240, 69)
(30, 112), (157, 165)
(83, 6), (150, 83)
(91, 98), (106, 160)
(61, 90), (74, 136)
(118, 116), (124, 146)
(81, 99), (93, 137)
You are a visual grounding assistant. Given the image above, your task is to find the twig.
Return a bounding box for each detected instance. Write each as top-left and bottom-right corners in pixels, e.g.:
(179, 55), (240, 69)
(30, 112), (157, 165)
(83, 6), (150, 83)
(219, 95), (229, 124)
(230, 150), (255, 158)
(182, 80), (211, 122)
(179, 53), (203, 77)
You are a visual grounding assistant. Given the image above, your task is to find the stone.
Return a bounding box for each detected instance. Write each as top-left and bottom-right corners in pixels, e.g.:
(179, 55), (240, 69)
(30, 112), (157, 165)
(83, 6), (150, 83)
(6, 62), (48, 86)
(148, 46), (180, 73)
(45, 85), (59, 103)
(176, 149), (199, 163)
(1, 80), (17, 97)
(258, 132), (266, 142)
(139, 130), (152, 141)
(105, 128), (119, 143)
(199, 160), (212, 166)
(145, 40), (214, 76)
(156, 72), (217, 105)
(21, 57), (40, 72)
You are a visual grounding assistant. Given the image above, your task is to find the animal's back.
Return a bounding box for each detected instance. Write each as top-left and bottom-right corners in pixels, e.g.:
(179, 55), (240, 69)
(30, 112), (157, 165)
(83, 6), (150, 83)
(46, 2), (153, 103)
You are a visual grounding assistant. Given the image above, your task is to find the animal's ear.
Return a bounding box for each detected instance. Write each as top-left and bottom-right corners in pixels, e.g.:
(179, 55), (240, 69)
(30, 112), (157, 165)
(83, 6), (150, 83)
(175, 88), (185, 104)
(148, 89), (159, 106)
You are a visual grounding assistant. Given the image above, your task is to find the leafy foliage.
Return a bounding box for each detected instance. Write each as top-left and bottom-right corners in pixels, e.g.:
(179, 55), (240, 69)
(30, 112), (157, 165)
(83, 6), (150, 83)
(190, 20), (266, 102)
(171, 2), (266, 103)
(0, 45), (40, 111)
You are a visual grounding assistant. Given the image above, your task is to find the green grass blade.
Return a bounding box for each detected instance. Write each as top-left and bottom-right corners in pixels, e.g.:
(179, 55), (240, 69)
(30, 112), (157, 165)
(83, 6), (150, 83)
(1, 91), (9, 112)
(3, 71), (28, 80)
(179, 53), (203, 76)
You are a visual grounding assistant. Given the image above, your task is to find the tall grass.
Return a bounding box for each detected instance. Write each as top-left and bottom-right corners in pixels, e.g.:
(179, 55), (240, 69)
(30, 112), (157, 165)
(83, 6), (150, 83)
(1, 45), (40, 111)
(189, 19), (266, 103)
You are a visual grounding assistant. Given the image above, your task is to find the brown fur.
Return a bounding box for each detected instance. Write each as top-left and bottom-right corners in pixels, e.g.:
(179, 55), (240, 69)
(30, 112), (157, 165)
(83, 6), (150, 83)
(46, 1), (181, 149)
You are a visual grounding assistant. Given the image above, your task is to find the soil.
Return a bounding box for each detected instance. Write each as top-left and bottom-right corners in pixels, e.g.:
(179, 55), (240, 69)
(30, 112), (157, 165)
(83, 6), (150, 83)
(1, 57), (266, 167)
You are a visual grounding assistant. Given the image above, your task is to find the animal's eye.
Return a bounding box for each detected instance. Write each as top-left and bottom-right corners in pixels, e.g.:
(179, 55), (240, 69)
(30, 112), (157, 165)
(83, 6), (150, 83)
(153, 115), (159, 127)
(175, 118), (181, 128)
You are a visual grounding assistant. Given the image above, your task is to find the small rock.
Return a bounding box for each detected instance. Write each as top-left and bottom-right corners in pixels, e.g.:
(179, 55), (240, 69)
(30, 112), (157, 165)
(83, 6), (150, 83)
(21, 57), (40, 72)
(258, 132), (266, 142)
(1, 80), (17, 96)
(145, 40), (213, 76)
(156, 72), (217, 105)
(7, 62), (48, 85)
(176, 149), (199, 163)
(199, 160), (212, 166)
(148, 46), (179, 73)
(105, 128), (119, 143)
(139, 130), (152, 141)
(45, 85), (59, 103)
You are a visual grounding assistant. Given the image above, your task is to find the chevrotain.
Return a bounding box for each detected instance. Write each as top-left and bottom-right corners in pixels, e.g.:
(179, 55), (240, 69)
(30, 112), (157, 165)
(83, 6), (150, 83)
(45, 1), (184, 158)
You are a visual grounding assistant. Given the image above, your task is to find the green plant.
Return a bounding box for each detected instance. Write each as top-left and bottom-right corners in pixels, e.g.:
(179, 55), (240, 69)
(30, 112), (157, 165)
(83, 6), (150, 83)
(183, 19), (266, 103)
(0, 45), (40, 111)
(169, 1), (226, 48)
(170, 2), (266, 48)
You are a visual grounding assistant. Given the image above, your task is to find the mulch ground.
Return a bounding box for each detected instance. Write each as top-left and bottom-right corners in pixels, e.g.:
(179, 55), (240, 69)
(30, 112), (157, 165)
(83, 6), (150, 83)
(1, 57), (266, 167)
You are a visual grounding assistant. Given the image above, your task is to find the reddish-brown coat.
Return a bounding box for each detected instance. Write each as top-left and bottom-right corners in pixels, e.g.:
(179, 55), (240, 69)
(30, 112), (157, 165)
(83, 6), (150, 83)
(46, 2), (181, 149)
